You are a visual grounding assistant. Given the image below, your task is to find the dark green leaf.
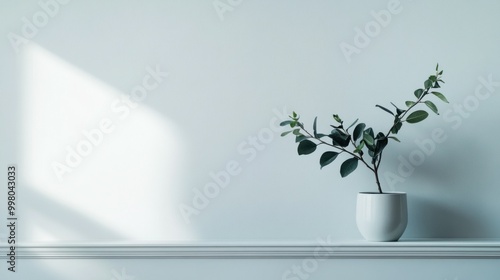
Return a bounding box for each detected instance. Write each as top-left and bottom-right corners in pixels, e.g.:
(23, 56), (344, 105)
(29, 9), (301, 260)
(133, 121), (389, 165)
(333, 114), (342, 123)
(353, 123), (366, 141)
(436, 63), (439, 71)
(368, 149), (374, 157)
(424, 79), (433, 89)
(406, 110), (429, 123)
(391, 102), (405, 116)
(297, 140), (316, 155)
(329, 129), (351, 147)
(292, 129), (301, 135)
(391, 119), (402, 134)
(340, 157), (359, 178)
(374, 135), (388, 157)
(429, 75), (437, 82)
(313, 117), (318, 138)
(330, 124), (342, 129)
(397, 108), (405, 116)
(414, 89), (424, 99)
(316, 133), (328, 138)
(424, 100), (439, 115)
(433, 81), (441, 88)
(405, 101), (416, 107)
(281, 131), (292, 137)
(320, 152), (339, 169)
(432, 91), (449, 103)
(376, 105), (394, 116)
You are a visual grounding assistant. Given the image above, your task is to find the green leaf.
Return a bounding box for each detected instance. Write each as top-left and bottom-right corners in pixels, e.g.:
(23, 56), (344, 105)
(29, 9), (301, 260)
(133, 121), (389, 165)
(388, 136), (400, 142)
(376, 105), (394, 116)
(431, 91), (449, 103)
(364, 127), (374, 139)
(281, 131), (292, 137)
(364, 127), (375, 150)
(292, 129), (301, 135)
(333, 114), (342, 123)
(391, 119), (402, 134)
(353, 123), (366, 142)
(313, 117), (318, 138)
(406, 110), (429, 123)
(429, 75), (437, 82)
(340, 158), (359, 178)
(433, 82), (440, 88)
(280, 120), (292, 127)
(405, 101), (416, 108)
(436, 63), (439, 71)
(346, 118), (359, 131)
(424, 79), (433, 89)
(424, 100), (439, 115)
(363, 132), (374, 146)
(320, 152), (339, 169)
(297, 140), (317, 155)
(414, 89), (424, 99)
(354, 141), (365, 153)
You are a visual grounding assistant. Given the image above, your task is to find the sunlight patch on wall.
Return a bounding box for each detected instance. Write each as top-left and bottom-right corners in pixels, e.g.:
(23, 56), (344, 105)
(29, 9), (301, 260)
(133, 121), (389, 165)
(20, 43), (191, 242)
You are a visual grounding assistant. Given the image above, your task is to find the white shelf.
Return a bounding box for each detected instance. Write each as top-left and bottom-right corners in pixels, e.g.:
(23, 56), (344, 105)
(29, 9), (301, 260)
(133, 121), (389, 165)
(3, 239), (500, 259)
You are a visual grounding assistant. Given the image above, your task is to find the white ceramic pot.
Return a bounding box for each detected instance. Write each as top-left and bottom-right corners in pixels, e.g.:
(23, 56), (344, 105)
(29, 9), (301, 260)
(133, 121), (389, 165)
(356, 192), (408, 242)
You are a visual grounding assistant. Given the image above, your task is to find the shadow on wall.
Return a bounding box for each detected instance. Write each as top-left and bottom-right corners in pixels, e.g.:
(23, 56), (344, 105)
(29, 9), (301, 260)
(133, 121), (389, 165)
(407, 195), (494, 238)
(385, 128), (497, 238)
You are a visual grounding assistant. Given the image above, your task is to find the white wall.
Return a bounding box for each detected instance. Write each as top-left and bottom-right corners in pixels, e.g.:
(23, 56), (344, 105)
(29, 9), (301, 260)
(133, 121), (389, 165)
(1, 0), (500, 248)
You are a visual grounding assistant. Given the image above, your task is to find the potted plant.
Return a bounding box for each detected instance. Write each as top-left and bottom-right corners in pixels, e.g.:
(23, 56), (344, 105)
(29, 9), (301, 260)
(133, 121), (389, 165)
(280, 65), (448, 241)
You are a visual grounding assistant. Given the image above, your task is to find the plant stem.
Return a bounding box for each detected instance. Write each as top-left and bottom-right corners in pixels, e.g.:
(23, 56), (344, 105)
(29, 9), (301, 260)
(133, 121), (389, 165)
(373, 152), (383, 193)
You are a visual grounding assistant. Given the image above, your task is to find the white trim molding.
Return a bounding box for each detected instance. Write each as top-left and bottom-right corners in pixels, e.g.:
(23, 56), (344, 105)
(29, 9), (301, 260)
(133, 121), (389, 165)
(2, 239), (500, 259)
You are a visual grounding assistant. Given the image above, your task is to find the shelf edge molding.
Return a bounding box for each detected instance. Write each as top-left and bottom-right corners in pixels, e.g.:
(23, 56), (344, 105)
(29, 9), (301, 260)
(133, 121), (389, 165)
(3, 242), (500, 259)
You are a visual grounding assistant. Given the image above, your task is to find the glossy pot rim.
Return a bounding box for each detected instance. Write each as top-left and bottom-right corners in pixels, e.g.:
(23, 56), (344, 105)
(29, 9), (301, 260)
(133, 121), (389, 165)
(358, 191), (407, 195)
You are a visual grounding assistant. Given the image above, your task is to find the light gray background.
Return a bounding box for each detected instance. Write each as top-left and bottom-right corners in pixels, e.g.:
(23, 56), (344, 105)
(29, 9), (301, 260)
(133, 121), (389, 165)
(1, 0), (500, 247)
